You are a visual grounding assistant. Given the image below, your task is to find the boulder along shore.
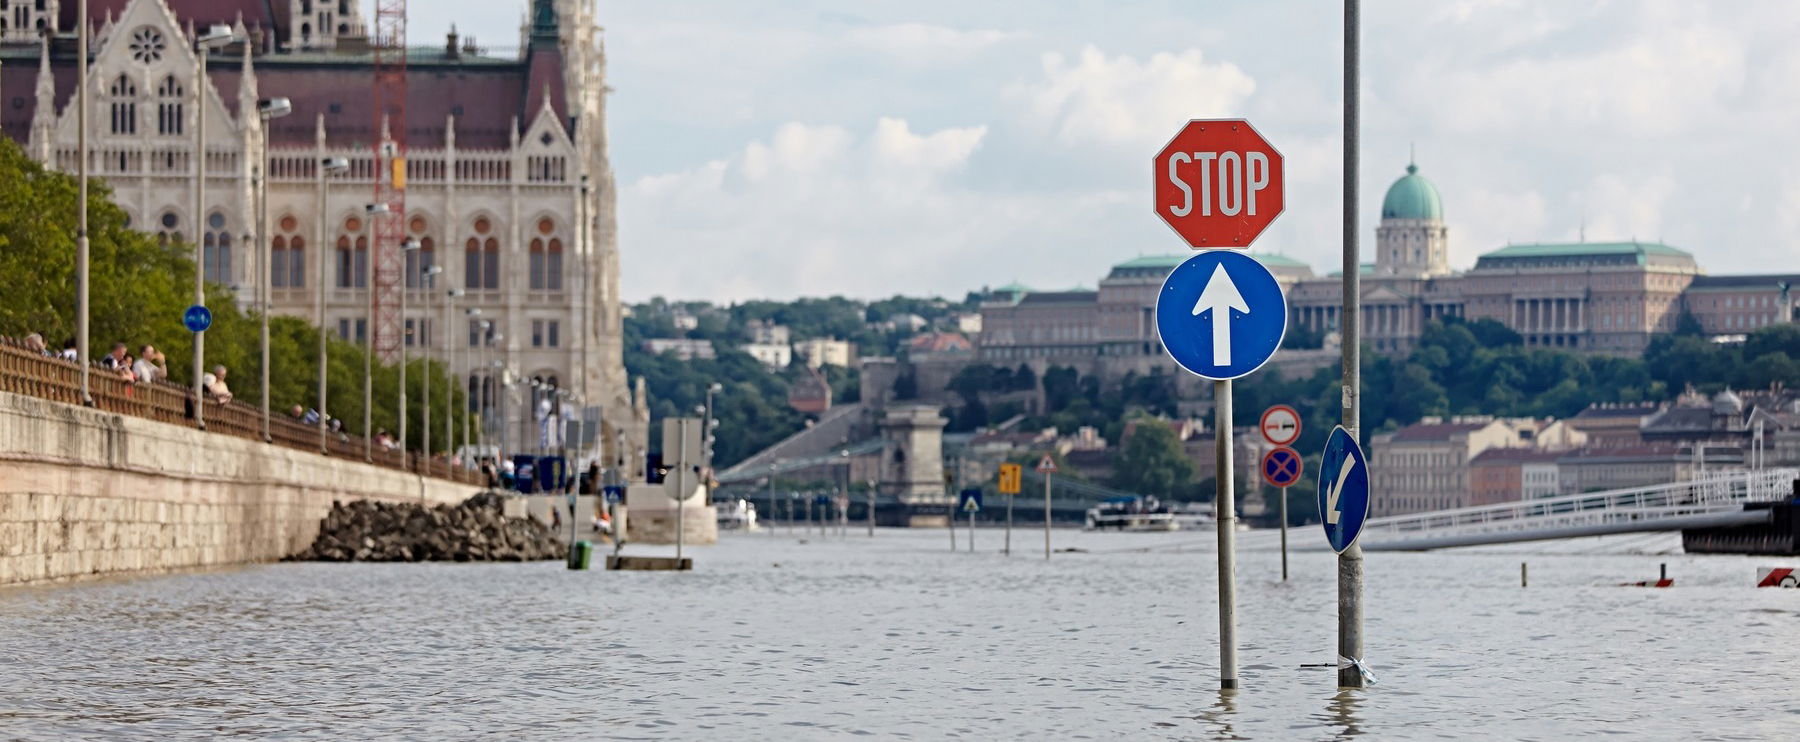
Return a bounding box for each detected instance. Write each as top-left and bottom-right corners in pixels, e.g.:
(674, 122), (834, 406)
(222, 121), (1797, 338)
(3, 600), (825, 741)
(290, 492), (567, 562)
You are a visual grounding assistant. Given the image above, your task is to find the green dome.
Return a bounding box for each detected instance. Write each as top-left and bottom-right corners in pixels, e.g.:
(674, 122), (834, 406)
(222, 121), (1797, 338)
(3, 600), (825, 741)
(1380, 162), (1443, 221)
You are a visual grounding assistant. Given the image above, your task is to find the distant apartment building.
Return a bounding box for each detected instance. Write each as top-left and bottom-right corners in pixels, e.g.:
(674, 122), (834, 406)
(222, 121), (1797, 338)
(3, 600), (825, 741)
(975, 158), (1800, 372)
(951, 312), (983, 335)
(795, 338), (855, 369)
(747, 320), (791, 346)
(741, 342), (793, 369)
(1566, 402), (1663, 448)
(1469, 448), (1563, 506)
(641, 338), (715, 361)
(1370, 416), (1582, 516)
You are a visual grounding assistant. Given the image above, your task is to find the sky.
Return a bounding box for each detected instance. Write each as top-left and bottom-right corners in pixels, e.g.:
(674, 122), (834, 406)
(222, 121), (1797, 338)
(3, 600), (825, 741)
(414, 1), (1800, 303)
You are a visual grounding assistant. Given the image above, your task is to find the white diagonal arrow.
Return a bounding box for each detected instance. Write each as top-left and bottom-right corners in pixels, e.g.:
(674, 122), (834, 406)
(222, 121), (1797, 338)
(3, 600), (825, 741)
(1193, 263), (1249, 367)
(1326, 454), (1356, 525)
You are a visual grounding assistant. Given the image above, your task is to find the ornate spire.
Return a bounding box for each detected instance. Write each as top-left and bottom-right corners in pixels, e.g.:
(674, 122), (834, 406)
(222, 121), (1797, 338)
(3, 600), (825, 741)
(531, 0), (559, 42)
(30, 36), (57, 163)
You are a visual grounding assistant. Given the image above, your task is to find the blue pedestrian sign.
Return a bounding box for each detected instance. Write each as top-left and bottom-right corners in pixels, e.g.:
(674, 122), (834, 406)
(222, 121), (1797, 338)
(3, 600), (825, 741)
(1154, 251), (1286, 380)
(601, 485), (624, 503)
(183, 304), (213, 333)
(958, 488), (982, 513)
(1318, 425), (1371, 553)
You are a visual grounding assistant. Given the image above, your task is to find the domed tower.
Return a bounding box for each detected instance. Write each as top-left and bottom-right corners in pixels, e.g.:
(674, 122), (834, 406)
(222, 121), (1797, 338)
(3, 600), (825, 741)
(1376, 160), (1449, 277)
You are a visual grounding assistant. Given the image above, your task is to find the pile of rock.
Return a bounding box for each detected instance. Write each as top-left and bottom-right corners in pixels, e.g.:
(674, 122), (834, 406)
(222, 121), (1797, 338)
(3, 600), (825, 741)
(292, 492), (567, 562)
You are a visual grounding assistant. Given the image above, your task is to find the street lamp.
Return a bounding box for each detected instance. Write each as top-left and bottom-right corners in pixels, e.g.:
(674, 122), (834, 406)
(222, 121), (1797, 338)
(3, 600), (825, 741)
(315, 156), (350, 452)
(421, 264), (444, 464)
(398, 236), (421, 462)
(362, 203), (390, 461)
(443, 286), (463, 465)
(256, 97), (292, 442)
(192, 23), (238, 427)
(463, 307), (481, 462)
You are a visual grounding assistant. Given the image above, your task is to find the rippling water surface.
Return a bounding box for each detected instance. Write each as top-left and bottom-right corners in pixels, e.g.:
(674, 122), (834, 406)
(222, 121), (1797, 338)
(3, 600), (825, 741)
(2, 526), (1796, 739)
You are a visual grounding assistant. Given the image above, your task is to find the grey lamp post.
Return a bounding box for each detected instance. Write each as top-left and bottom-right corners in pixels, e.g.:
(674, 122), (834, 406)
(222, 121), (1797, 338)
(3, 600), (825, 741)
(444, 287), (463, 464)
(398, 237), (421, 462)
(464, 307), (482, 461)
(315, 156), (349, 452)
(422, 264), (444, 463)
(362, 203), (390, 460)
(192, 23), (237, 428)
(255, 97), (292, 442)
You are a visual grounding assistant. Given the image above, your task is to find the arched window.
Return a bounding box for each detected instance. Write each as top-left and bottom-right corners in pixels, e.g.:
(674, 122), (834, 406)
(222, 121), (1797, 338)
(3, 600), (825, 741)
(108, 75), (138, 135)
(155, 76), (183, 136)
(271, 215), (305, 288)
(464, 216), (499, 290)
(336, 215), (367, 288)
(529, 217), (564, 291)
(406, 215), (435, 288)
(157, 211), (180, 247)
(203, 212), (232, 283)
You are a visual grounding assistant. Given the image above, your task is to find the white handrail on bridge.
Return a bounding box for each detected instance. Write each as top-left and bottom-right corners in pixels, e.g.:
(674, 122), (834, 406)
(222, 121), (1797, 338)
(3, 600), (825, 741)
(1350, 468), (1796, 548)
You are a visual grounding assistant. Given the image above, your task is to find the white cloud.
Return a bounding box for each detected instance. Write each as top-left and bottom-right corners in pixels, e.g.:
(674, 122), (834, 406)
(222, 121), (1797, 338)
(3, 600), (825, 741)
(845, 23), (1025, 62)
(1579, 174), (1677, 244)
(1011, 45), (1256, 151)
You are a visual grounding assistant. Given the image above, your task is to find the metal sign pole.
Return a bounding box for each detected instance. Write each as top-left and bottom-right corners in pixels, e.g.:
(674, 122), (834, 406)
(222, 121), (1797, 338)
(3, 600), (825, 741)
(675, 419), (687, 562)
(1340, 0), (1367, 690)
(1216, 380), (1238, 690)
(1005, 491), (1014, 556)
(968, 502), (975, 553)
(1043, 470), (1052, 560)
(1280, 485), (1289, 581)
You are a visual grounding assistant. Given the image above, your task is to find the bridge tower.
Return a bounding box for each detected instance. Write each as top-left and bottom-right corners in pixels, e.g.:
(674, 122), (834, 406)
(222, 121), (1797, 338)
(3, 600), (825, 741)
(879, 405), (951, 527)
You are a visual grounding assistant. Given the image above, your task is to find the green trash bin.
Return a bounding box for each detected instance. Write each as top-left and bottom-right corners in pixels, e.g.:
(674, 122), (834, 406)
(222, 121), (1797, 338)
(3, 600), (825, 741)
(567, 540), (593, 571)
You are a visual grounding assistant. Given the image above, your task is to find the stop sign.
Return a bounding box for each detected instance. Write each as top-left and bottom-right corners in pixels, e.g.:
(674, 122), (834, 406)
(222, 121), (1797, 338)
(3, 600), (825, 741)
(1153, 119), (1285, 249)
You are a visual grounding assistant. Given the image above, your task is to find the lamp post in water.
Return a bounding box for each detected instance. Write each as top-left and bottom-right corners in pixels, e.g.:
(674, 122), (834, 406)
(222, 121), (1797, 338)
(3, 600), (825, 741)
(361, 203), (390, 461)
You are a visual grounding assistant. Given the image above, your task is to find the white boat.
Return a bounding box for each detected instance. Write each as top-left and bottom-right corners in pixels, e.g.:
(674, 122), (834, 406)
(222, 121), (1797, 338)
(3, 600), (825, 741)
(1171, 502), (1217, 530)
(715, 498), (760, 531)
(1085, 495), (1180, 532)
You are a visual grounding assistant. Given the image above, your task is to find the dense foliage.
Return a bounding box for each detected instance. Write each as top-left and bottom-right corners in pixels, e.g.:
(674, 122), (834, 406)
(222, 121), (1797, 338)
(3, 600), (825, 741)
(0, 139), (468, 453)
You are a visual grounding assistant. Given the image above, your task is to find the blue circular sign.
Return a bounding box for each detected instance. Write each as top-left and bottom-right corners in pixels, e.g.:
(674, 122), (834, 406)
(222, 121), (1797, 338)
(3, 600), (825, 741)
(1261, 446), (1303, 488)
(1154, 251), (1287, 380)
(183, 305), (213, 333)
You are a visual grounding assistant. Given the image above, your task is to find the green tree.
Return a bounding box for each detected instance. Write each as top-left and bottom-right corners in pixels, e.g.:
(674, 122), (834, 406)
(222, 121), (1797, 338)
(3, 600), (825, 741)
(1112, 418), (1198, 500)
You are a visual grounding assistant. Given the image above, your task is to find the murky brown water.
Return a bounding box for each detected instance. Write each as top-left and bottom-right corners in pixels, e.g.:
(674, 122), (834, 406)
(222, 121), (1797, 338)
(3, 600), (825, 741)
(2, 527), (1795, 739)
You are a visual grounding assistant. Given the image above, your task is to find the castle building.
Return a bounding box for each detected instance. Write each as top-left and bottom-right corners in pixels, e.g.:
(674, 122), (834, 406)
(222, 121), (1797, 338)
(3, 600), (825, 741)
(978, 158), (1800, 371)
(0, 0), (647, 469)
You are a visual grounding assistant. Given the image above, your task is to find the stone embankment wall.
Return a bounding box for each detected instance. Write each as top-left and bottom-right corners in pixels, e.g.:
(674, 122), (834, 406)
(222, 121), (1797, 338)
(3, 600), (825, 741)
(0, 391), (477, 586)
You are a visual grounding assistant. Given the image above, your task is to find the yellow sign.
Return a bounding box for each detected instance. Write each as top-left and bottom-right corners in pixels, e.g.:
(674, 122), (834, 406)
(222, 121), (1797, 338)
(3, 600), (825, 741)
(392, 158), (407, 190)
(998, 463), (1022, 494)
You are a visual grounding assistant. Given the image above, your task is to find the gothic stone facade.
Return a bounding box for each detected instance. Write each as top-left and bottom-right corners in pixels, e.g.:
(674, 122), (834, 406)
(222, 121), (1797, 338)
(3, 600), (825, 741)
(0, 0), (648, 470)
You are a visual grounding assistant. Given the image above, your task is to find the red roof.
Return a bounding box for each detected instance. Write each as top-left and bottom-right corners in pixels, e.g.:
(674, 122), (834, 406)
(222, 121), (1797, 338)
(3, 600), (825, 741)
(63, 1), (286, 37)
(908, 332), (973, 354)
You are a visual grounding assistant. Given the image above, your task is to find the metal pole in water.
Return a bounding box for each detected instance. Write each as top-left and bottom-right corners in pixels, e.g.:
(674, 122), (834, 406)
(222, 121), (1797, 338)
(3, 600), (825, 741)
(968, 505), (975, 553)
(1215, 379), (1238, 690)
(1043, 470), (1053, 560)
(1280, 485), (1289, 582)
(1521, 562), (1528, 588)
(867, 487), (875, 538)
(1005, 490), (1014, 556)
(676, 419), (687, 562)
(1338, 0), (1368, 691)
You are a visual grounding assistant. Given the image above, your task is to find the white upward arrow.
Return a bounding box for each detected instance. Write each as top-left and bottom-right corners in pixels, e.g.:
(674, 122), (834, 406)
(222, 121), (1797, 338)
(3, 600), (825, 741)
(1326, 455), (1356, 525)
(1192, 263), (1250, 367)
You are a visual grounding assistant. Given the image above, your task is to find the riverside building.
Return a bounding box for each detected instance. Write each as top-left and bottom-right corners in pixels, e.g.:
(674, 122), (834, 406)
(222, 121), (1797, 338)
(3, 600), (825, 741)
(1, 0), (647, 467)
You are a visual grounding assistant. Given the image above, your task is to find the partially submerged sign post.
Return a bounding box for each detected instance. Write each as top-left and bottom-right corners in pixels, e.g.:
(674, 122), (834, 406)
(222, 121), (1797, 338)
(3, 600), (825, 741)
(958, 489), (982, 553)
(1036, 455), (1057, 560)
(1151, 118), (1288, 691)
(999, 463), (1022, 555)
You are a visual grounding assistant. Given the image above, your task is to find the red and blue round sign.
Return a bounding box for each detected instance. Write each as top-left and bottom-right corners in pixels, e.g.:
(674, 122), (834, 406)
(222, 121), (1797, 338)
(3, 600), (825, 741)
(1261, 446), (1303, 488)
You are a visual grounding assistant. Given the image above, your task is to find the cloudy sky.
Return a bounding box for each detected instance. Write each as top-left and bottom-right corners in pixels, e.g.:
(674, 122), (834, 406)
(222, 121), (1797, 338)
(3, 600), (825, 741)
(416, 1), (1800, 302)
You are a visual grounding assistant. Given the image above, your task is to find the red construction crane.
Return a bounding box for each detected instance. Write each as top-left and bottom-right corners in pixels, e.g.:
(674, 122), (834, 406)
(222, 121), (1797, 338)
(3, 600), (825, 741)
(370, 0), (408, 362)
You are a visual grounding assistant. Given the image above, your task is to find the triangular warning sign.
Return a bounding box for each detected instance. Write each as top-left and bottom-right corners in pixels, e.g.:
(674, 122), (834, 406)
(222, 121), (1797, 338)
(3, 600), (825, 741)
(962, 496), (980, 512)
(1036, 454), (1057, 473)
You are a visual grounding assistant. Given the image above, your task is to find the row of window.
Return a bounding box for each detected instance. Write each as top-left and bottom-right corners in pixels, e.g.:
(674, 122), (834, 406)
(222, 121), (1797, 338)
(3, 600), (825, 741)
(333, 318), (564, 349)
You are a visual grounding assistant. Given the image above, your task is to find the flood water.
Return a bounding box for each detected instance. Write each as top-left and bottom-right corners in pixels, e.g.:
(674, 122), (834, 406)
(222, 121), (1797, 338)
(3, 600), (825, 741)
(2, 525), (1796, 739)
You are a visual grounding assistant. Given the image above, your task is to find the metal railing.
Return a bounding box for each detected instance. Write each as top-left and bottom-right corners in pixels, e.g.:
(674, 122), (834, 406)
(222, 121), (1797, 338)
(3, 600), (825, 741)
(0, 337), (481, 486)
(1343, 468), (1797, 549)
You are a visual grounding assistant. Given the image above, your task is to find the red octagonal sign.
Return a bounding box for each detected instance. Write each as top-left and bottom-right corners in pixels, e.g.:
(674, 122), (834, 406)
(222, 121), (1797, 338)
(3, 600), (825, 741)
(1154, 119), (1285, 249)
